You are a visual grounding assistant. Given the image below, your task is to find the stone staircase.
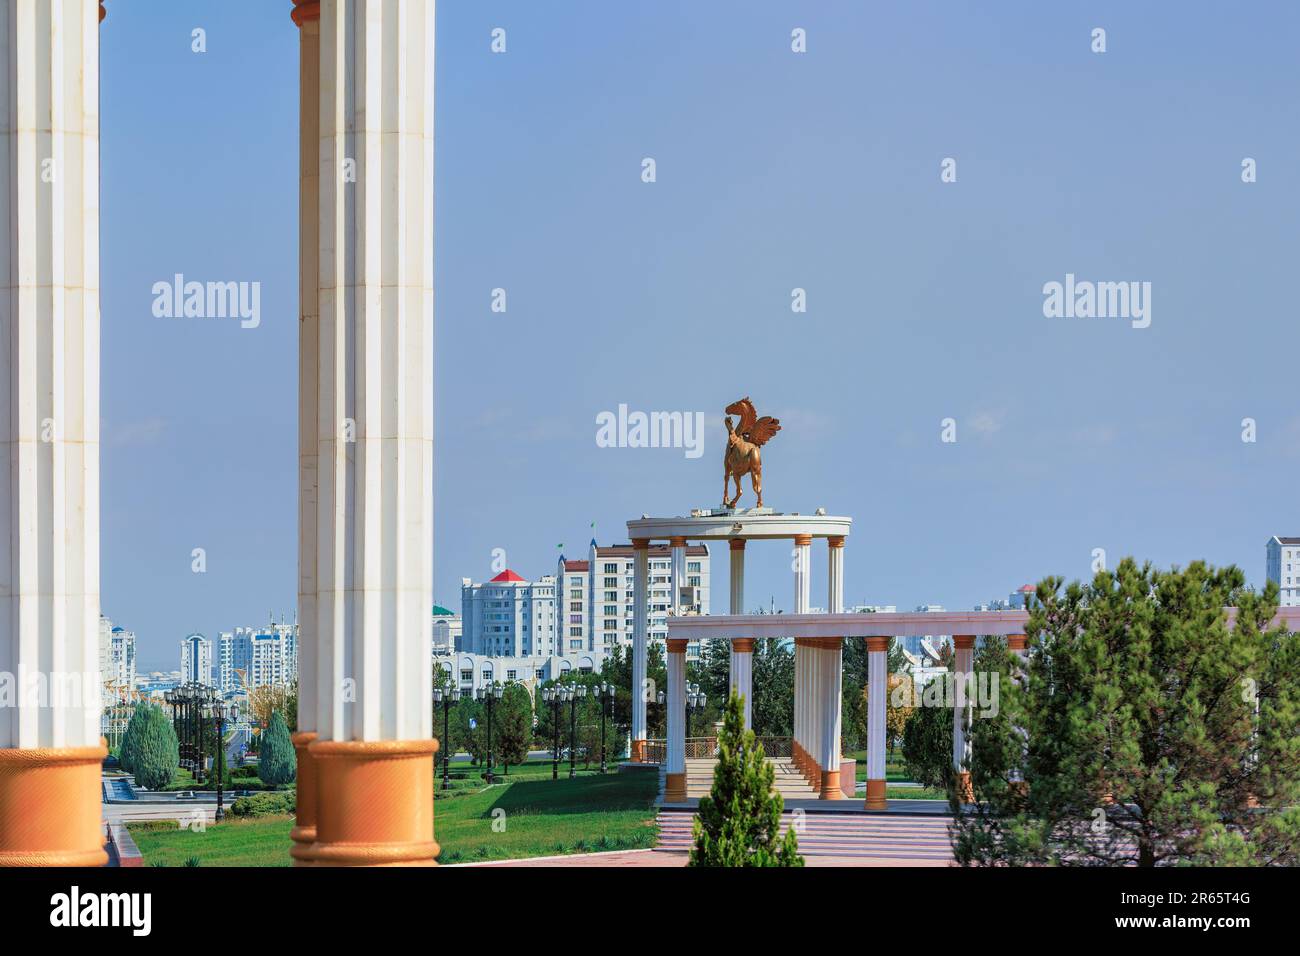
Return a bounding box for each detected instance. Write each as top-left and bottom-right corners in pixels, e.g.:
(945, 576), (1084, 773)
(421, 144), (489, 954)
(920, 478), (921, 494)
(684, 757), (819, 800)
(654, 809), (955, 863)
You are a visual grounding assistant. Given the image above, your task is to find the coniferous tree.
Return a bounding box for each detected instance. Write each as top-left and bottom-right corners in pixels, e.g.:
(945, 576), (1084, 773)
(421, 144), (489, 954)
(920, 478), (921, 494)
(494, 684), (533, 772)
(118, 702), (146, 774)
(751, 638), (794, 737)
(954, 560), (1300, 866)
(130, 703), (179, 791)
(258, 710), (297, 787)
(689, 691), (803, 867)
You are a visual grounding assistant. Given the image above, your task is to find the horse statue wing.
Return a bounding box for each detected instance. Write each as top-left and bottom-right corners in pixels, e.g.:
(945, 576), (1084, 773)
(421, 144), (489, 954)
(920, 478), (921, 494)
(747, 416), (782, 446)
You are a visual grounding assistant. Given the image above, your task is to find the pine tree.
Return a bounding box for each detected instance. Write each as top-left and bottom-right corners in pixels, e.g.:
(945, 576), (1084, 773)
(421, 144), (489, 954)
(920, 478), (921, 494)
(130, 703), (179, 791)
(689, 691), (803, 867)
(954, 560), (1300, 866)
(118, 702), (146, 774)
(494, 683), (533, 772)
(258, 710), (297, 787)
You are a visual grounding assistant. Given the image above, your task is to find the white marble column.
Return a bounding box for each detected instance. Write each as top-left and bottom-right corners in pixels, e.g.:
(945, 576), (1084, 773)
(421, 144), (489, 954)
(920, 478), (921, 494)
(952, 635), (975, 801)
(864, 636), (888, 809)
(291, 0), (321, 865)
(664, 639), (687, 802)
(669, 535), (686, 612)
(728, 539), (751, 727)
(630, 537), (649, 759)
(827, 536), (844, 614)
(1008, 633), (1028, 786)
(0, 0), (105, 867)
(793, 534), (812, 614)
(793, 534), (812, 781)
(307, 0), (437, 866)
(730, 639), (753, 729)
(819, 639), (843, 798)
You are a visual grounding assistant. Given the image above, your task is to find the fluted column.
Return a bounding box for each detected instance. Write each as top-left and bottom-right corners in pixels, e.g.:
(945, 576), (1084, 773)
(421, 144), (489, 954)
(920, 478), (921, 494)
(664, 639), (687, 802)
(290, 0), (321, 867)
(0, 0), (105, 868)
(728, 539), (751, 727)
(307, 0), (437, 867)
(952, 635), (975, 802)
(827, 536), (844, 613)
(1007, 633), (1028, 789)
(819, 639), (843, 798)
(730, 638), (753, 729)
(630, 537), (649, 760)
(793, 534), (812, 782)
(864, 636), (889, 809)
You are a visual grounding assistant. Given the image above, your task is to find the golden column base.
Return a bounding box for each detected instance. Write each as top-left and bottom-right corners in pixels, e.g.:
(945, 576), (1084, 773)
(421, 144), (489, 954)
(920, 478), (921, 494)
(819, 769), (842, 800)
(864, 778), (887, 810)
(307, 738), (439, 867)
(956, 771), (973, 803)
(289, 731), (319, 866)
(664, 771), (687, 803)
(0, 743), (108, 867)
(630, 739), (646, 763)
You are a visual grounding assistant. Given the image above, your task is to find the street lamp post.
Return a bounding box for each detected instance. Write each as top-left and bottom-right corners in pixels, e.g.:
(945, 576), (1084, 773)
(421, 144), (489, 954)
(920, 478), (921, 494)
(596, 682), (613, 773)
(568, 684), (587, 778)
(211, 701), (236, 821)
(542, 686), (562, 781)
(686, 683), (707, 740)
(434, 686), (460, 790)
(478, 684), (503, 785)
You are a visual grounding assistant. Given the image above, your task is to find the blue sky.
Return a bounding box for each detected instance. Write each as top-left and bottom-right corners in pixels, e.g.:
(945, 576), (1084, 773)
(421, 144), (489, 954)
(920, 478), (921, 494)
(100, 1), (1300, 669)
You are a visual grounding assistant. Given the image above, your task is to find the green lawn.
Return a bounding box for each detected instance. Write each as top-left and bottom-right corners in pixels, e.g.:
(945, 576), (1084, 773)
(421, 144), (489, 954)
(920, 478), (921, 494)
(129, 760), (660, 867)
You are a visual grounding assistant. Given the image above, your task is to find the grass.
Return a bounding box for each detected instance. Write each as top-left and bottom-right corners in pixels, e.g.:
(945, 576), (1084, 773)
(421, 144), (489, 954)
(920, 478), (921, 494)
(129, 760), (660, 867)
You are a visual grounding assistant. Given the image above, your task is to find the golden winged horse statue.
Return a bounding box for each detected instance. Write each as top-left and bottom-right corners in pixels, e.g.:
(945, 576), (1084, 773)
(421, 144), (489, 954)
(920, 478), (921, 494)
(723, 397), (781, 508)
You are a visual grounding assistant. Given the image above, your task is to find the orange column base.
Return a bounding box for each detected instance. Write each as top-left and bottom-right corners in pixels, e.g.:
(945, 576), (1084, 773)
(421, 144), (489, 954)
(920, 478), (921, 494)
(0, 743), (108, 867)
(306, 738), (439, 867)
(956, 771), (973, 803)
(864, 778), (887, 810)
(289, 731), (319, 866)
(631, 739), (646, 763)
(664, 771), (687, 803)
(819, 769), (842, 800)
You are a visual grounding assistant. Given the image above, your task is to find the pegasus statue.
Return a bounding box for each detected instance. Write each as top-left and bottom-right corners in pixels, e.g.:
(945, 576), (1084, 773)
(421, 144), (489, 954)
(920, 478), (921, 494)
(723, 397), (781, 508)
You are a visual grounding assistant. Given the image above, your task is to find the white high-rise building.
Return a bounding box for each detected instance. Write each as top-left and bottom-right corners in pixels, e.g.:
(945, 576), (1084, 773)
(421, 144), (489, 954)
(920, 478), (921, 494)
(98, 615), (137, 697)
(1267, 536), (1300, 607)
(557, 540), (710, 659)
(218, 620), (298, 693)
(460, 571), (557, 657)
(179, 633), (214, 687)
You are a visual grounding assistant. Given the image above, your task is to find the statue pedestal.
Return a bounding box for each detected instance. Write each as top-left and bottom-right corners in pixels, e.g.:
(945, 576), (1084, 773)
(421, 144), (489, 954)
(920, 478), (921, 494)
(692, 506), (775, 517)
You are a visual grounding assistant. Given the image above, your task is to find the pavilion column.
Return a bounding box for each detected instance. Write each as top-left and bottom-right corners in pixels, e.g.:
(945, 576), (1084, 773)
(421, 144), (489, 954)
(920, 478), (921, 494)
(730, 639), (753, 729)
(0, 0), (106, 868)
(864, 636), (889, 809)
(952, 635), (975, 803)
(307, 0), (438, 866)
(664, 639), (687, 802)
(827, 536), (844, 614)
(290, 0), (320, 867)
(669, 536), (686, 612)
(630, 538), (649, 761)
(818, 639), (843, 799)
(1007, 633), (1028, 789)
(793, 534), (812, 781)
(728, 539), (751, 727)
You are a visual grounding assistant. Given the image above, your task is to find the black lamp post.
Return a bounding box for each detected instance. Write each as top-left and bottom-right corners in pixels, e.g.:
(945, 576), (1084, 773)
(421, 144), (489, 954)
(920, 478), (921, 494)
(434, 686), (460, 790)
(686, 683), (707, 739)
(211, 701), (236, 821)
(568, 684), (586, 778)
(596, 682), (614, 773)
(542, 686), (563, 780)
(477, 684), (503, 784)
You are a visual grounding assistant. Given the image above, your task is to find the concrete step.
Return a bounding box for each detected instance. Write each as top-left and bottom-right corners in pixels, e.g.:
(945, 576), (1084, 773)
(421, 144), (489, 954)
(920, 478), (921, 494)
(654, 810), (955, 860)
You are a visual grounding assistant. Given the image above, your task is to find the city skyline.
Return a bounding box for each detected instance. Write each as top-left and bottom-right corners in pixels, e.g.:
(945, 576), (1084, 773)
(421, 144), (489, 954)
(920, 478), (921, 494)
(97, 1), (1300, 666)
